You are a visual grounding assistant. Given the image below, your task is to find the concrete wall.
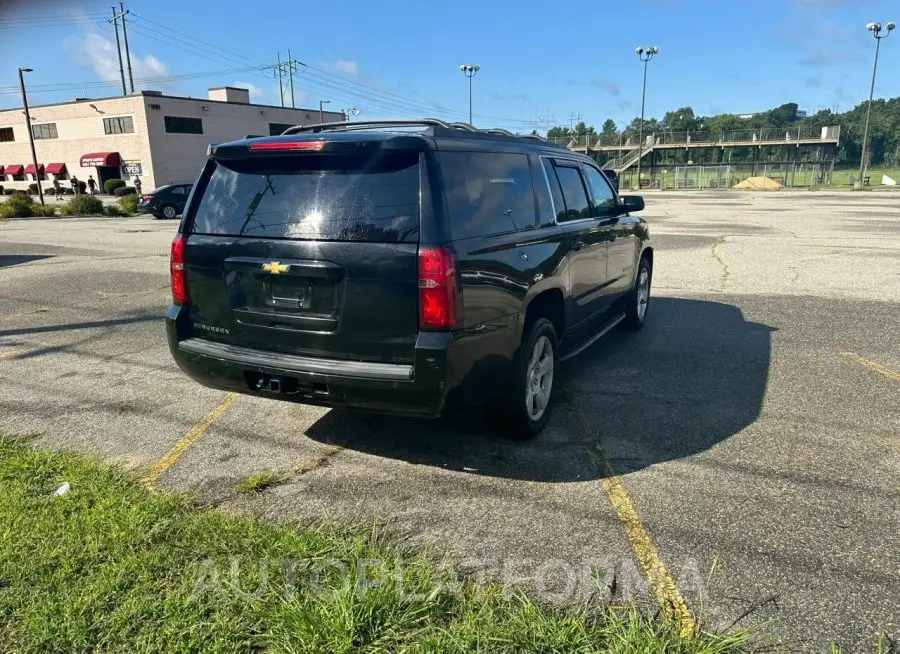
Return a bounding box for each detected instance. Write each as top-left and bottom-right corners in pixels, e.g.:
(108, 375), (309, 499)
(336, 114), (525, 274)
(1, 91), (344, 193)
(0, 95), (150, 192)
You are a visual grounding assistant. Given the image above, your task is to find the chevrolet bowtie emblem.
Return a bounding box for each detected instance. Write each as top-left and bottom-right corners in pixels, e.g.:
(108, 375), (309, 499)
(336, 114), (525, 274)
(262, 261), (290, 274)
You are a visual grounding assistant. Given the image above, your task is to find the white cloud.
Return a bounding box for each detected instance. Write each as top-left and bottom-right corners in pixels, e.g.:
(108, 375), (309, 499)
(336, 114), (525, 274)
(232, 81), (267, 102)
(70, 32), (172, 91)
(318, 59), (360, 77)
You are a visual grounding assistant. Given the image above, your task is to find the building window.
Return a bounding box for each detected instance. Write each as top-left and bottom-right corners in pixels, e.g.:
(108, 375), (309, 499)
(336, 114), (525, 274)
(0, 127), (14, 142)
(164, 116), (203, 134)
(268, 122), (293, 136)
(104, 116), (134, 135)
(32, 123), (58, 140)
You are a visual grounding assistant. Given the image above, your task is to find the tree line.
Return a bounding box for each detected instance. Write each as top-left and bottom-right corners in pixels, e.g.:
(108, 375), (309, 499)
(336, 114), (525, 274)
(543, 97), (900, 167)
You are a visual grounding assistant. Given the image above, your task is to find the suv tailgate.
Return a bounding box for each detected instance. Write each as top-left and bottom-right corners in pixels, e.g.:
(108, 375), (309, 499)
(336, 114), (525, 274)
(182, 149), (421, 364)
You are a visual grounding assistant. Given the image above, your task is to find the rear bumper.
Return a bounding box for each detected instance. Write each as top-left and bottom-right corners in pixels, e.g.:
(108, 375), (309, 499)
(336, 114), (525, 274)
(166, 306), (453, 418)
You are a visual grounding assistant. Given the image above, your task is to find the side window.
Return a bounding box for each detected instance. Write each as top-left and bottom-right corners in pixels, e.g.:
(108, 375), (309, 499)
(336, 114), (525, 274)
(538, 157), (566, 225)
(552, 164), (592, 222)
(582, 165), (617, 217)
(171, 186), (187, 196)
(439, 151), (537, 239)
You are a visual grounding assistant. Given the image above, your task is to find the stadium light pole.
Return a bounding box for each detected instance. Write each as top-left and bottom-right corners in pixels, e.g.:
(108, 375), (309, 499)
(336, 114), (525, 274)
(634, 46), (659, 190)
(18, 67), (44, 207)
(857, 21), (894, 188)
(459, 64), (480, 125)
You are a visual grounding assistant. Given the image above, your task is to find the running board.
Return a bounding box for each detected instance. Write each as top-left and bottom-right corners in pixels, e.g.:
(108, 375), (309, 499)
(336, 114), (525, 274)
(560, 313), (625, 362)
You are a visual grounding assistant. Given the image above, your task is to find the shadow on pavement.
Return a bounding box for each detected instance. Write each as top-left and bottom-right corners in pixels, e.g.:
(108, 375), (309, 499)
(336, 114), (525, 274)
(0, 313), (160, 338)
(0, 254), (53, 269)
(305, 297), (775, 482)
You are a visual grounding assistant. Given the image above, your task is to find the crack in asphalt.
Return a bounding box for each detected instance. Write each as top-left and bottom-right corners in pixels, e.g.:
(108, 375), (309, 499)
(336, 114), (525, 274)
(709, 236), (731, 289)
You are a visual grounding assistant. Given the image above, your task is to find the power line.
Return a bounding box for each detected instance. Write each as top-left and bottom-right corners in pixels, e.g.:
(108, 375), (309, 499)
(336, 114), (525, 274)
(1, 9), (537, 129)
(125, 11), (535, 127)
(0, 66), (264, 96)
(0, 15), (108, 29)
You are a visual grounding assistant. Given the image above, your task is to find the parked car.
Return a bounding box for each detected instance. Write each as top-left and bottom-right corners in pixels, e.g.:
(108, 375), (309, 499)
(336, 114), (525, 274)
(138, 184), (193, 219)
(167, 119), (652, 437)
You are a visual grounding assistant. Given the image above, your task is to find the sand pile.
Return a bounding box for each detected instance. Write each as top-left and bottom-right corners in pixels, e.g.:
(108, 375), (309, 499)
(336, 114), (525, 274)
(733, 176), (783, 190)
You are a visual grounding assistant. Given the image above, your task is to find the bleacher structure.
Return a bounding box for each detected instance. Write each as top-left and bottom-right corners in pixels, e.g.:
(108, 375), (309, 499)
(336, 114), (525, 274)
(554, 125), (841, 189)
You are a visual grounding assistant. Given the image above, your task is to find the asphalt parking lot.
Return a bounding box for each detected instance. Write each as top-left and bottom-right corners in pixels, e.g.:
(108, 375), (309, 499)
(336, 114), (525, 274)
(1, 190), (898, 651)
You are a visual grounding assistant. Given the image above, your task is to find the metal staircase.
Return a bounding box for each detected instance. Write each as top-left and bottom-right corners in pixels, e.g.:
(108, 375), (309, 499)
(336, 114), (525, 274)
(603, 144), (654, 173)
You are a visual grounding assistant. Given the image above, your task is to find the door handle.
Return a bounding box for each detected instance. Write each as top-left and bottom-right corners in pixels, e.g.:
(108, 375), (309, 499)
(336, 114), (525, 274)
(572, 241), (584, 251)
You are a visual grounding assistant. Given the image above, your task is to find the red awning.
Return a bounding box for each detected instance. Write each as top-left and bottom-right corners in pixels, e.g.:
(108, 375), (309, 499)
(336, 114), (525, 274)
(24, 163), (45, 175)
(5, 164), (24, 175)
(46, 162), (67, 175)
(80, 152), (121, 167)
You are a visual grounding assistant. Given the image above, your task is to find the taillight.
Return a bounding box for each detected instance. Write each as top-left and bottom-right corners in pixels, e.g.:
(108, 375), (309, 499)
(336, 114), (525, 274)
(141, 195), (153, 203)
(248, 140), (325, 152)
(418, 245), (460, 331)
(170, 235), (189, 305)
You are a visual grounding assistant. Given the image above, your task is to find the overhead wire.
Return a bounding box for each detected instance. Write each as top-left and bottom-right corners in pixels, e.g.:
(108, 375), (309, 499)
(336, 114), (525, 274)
(1, 10), (537, 129)
(126, 11), (536, 128)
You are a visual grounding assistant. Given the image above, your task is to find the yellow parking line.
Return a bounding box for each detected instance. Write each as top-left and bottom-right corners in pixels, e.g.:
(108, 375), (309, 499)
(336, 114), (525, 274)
(144, 393), (239, 486)
(0, 348), (23, 360)
(572, 404), (697, 637)
(840, 351), (900, 382)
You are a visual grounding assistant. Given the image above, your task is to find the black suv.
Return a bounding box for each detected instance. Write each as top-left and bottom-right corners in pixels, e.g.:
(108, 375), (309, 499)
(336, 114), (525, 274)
(167, 119), (652, 437)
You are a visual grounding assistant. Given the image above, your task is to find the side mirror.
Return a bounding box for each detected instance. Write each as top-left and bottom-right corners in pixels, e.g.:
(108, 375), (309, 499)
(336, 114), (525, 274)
(619, 195), (645, 213)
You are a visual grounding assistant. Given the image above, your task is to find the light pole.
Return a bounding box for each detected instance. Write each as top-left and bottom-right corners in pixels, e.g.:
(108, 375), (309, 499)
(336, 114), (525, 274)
(857, 21), (895, 188)
(319, 99), (331, 123)
(18, 67), (44, 207)
(459, 64), (480, 125)
(634, 46), (659, 190)
(343, 107), (361, 122)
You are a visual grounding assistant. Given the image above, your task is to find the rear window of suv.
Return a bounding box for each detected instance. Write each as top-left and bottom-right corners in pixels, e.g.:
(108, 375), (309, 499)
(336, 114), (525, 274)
(189, 151), (420, 242)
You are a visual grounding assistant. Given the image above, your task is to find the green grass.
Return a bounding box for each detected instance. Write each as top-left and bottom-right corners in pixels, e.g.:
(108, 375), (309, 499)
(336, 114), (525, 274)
(234, 470), (289, 494)
(0, 436), (751, 653)
(830, 168), (900, 186)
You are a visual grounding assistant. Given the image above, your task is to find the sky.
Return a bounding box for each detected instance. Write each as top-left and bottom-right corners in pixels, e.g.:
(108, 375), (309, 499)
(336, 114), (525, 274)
(1, 0), (898, 132)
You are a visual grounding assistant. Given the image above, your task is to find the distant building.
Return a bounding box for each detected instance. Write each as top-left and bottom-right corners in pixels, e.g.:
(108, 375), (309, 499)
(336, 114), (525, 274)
(0, 87), (344, 192)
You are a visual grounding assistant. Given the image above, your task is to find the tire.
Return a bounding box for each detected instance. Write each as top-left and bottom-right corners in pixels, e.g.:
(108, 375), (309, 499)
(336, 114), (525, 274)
(503, 317), (559, 439)
(623, 256), (652, 331)
(161, 204), (177, 219)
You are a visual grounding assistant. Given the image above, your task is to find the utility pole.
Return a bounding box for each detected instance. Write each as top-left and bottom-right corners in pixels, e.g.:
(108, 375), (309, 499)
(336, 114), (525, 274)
(535, 110), (555, 136)
(119, 3), (134, 93)
(109, 7), (127, 96)
(18, 68), (44, 207)
(287, 48), (295, 108)
(276, 52), (284, 107)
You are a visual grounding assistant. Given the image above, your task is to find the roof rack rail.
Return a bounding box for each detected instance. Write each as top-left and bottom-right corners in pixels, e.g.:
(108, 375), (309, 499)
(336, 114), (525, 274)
(278, 118), (570, 150)
(448, 122), (478, 131)
(282, 118), (451, 135)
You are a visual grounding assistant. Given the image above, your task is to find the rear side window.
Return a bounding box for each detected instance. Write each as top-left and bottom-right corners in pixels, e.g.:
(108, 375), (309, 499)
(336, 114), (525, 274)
(552, 164), (591, 222)
(542, 159), (567, 223)
(439, 151), (537, 240)
(189, 152), (420, 242)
